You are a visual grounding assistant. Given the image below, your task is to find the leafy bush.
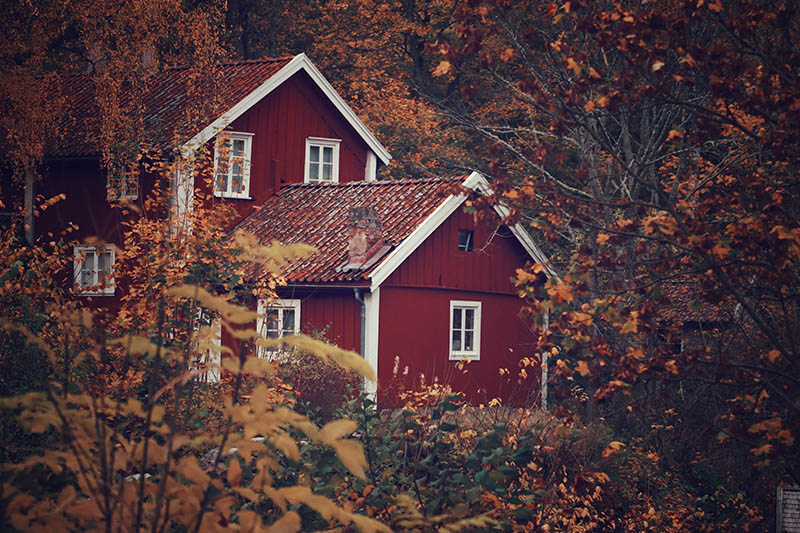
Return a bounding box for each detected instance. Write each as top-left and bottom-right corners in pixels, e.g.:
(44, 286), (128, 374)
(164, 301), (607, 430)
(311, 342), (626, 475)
(274, 346), (361, 424)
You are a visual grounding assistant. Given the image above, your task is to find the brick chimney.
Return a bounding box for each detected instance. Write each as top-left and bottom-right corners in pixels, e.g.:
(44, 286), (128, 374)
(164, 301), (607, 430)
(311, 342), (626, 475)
(343, 207), (388, 270)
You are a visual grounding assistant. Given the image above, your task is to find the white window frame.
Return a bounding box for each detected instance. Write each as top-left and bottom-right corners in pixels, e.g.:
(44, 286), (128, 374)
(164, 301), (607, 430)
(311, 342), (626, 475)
(256, 299), (301, 358)
(107, 164), (139, 202)
(73, 245), (115, 296)
(449, 300), (481, 360)
(214, 131), (254, 199)
(304, 137), (341, 183)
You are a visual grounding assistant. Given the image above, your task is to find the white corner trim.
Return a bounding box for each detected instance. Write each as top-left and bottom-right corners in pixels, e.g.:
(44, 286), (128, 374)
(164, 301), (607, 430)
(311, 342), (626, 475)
(181, 53), (391, 166)
(364, 152), (377, 182)
(369, 190), (466, 291)
(369, 171), (557, 291)
(363, 287), (380, 399)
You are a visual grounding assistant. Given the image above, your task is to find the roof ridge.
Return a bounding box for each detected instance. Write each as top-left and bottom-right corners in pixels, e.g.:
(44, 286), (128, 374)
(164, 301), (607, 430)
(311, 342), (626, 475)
(281, 177), (461, 190)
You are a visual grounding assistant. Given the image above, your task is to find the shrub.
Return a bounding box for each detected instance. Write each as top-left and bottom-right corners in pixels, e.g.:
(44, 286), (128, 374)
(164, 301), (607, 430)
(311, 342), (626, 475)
(274, 346), (362, 424)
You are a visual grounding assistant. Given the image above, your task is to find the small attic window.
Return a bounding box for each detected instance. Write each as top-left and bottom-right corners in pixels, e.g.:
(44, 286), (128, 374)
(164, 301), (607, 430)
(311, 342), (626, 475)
(457, 229), (473, 252)
(305, 137), (340, 183)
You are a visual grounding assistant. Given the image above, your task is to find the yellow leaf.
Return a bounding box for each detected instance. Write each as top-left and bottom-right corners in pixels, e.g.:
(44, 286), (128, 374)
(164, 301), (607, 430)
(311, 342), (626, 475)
(265, 511), (302, 532)
(576, 360), (590, 376)
(319, 420), (357, 442)
(764, 349), (782, 363)
(712, 242), (730, 259)
(584, 100), (596, 113)
(332, 439), (368, 480)
(596, 233), (610, 244)
(432, 60), (452, 77)
(566, 57), (581, 75)
(651, 60), (665, 72)
(499, 48), (514, 62)
(667, 129), (682, 141)
(227, 458), (242, 487)
(179, 457), (209, 488)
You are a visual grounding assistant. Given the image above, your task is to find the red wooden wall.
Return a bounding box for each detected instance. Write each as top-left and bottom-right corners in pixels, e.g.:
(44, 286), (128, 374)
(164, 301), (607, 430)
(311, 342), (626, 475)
(201, 70), (373, 222)
(383, 206), (527, 294)
(378, 206), (542, 405)
(377, 287), (540, 406)
(286, 288), (362, 352)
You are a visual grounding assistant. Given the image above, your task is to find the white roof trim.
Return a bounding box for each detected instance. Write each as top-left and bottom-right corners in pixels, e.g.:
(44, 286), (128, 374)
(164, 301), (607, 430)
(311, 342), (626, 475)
(181, 53), (391, 166)
(369, 171), (556, 291)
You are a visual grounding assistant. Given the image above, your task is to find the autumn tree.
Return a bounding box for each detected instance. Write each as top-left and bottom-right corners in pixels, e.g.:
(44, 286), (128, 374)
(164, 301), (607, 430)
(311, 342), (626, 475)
(418, 0), (800, 523)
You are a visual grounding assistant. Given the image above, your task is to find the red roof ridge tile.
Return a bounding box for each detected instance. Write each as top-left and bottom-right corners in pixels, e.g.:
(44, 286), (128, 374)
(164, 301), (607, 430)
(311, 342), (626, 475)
(279, 176), (464, 191)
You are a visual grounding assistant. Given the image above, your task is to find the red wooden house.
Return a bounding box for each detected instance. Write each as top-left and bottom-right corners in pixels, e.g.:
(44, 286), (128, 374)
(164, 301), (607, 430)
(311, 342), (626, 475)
(10, 53), (551, 405)
(237, 172), (554, 404)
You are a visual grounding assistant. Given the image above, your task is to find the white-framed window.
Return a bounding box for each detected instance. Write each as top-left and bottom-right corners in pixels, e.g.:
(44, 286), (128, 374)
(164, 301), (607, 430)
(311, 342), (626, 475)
(107, 165), (139, 202)
(73, 245), (115, 296)
(304, 137), (340, 183)
(214, 132), (253, 198)
(257, 299), (301, 357)
(449, 300), (481, 360)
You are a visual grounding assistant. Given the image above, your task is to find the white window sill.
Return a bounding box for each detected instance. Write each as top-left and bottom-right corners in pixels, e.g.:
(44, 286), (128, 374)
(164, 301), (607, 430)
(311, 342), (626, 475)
(76, 291), (116, 297)
(450, 352), (480, 361)
(214, 193), (253, 200)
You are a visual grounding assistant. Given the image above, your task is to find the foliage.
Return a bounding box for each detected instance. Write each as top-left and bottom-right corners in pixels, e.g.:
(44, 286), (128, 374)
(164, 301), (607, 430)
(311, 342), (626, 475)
(274, 345), (362, 425)
(407, 0), (800, 525)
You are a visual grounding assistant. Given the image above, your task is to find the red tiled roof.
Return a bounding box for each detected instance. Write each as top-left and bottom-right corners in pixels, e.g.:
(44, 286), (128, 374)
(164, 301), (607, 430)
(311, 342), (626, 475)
(48, 57), (293, 156)
(236, 178), (463, 284)
(660, 281), (731, 323)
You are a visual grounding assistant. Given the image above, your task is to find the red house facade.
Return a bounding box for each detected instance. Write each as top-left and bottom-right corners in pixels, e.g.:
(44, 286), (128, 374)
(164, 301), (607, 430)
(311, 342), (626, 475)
(237, 172), (554, 404)
(11, 53), (551, 405)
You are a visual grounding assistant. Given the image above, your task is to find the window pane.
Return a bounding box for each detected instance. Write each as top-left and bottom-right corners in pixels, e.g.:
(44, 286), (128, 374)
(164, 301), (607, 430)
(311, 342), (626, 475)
(465, 309), (474, 329)
(232, 139), (245, 156)
(464, 331), (473, 351)
(231, 160), (244, 192)
(452, 308), (462, 330)
(452, 330), (461, 351)
(310, 145), (320, 163)
(323, 146), (333, 163)
(215, 172), (228, 193)
(458, 229), (473, 252)
(309, 163), (319, 181)
(82, 251), (96, 286)
(322, 163), (332, 181)
(282, 309), (295, 335)
(265, 310), (280, 338)
(99, 250), (112, 279)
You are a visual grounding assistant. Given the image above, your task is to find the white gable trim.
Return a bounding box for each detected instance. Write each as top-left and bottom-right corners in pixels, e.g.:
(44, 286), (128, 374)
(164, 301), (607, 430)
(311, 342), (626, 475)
(369, 187), (466, 291)
(368, 171), (556, 291)
(180, 54), (391, 166)
(467, 173), (559, 280)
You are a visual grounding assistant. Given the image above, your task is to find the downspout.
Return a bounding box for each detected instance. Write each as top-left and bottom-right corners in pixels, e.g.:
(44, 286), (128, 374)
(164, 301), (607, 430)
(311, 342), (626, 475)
(353, 288), (366, 357)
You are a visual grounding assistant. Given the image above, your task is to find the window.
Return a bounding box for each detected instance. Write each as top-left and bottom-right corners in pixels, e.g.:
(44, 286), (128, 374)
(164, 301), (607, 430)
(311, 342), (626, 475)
(457, 229), (474, 252)
(304, 137), (340, 183)
(214, 132), (253, 198)
(107, 165), (139, 201)
(73, 245), (115, 296)
(449, 300), (481, 360)
(257, 299), (301, 357)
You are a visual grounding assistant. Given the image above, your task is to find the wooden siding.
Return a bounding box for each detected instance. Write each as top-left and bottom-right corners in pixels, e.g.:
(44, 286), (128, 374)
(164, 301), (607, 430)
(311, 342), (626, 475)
(377, 286), (540, 406)
(284, 287), (363, 353)
(203, 70), (372, 222)
(383, 206), (531, 294)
